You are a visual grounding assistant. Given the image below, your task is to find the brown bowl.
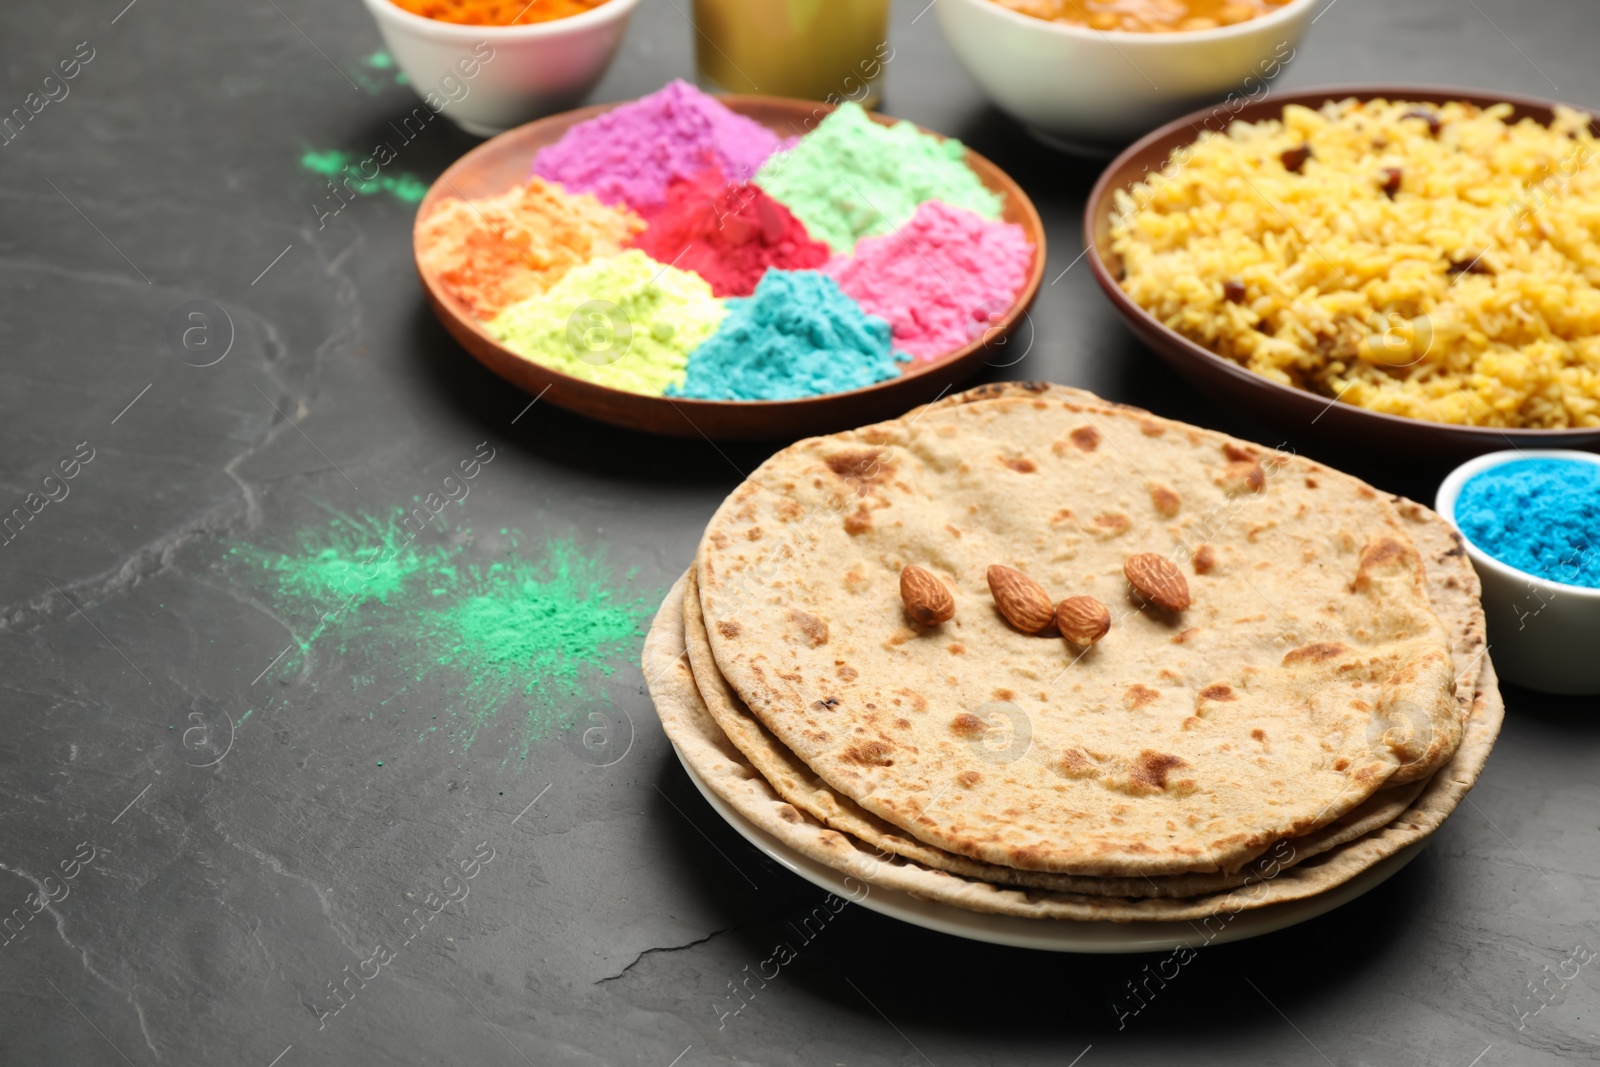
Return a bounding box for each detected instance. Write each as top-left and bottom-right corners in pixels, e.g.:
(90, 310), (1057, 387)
(1085, 84), (1600, 458)
(415, 94), (1046, 440)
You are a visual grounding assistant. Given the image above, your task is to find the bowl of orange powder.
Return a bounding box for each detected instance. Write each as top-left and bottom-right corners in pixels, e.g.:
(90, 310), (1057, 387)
(361, 0), (642, 136)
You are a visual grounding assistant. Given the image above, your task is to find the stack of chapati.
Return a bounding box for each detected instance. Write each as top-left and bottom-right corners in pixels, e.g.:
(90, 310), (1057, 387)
(645, 384), (1503, 921)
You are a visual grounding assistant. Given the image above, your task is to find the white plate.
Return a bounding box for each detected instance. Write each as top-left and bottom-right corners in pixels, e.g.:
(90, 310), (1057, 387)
(674, 745), (1425, 954)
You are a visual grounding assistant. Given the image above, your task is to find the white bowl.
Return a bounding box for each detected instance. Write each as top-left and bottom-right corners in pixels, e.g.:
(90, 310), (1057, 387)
(1436, 450), (1600, 695)
(935, 0), (1321, 153)
(359, 0), (642, 137)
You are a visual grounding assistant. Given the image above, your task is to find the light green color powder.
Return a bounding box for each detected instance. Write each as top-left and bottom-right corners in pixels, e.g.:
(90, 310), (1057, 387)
(301, 149), (428, 203)
(223, 513), (652, 763)
(488, 249), (727, 396)
(756, 101), (1004, 254)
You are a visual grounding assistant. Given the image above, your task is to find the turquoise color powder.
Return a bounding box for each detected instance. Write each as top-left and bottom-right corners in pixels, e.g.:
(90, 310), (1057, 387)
(670, 270), (905, 401)
(223, 515), (654, 762)
(1456, 458), (1600, 587)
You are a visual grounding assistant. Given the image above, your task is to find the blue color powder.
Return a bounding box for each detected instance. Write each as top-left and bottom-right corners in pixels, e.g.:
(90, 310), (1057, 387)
(1456, 458), (1600, 587)
(669, 270), (906, 401)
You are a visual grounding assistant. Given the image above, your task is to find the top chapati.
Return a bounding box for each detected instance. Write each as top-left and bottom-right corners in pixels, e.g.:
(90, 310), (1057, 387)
(695, 393), (1463, 876)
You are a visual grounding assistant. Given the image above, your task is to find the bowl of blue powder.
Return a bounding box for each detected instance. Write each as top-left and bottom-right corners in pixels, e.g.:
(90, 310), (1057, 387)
(1437, 450), (1600, 694)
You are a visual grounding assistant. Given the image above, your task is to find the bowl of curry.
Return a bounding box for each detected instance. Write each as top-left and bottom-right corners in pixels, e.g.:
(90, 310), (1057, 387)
(934, 0), (1320, 153)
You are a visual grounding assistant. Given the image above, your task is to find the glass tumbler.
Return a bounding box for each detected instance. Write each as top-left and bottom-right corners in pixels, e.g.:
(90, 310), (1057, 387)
(691, 0), (893, 110)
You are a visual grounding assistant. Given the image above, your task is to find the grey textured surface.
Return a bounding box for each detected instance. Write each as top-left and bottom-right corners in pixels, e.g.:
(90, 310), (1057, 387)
(2, 0), (1597, 1064)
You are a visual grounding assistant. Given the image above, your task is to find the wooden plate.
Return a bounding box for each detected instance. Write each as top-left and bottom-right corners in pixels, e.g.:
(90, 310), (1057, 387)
(1084, 85), (1600, 458)
(414, 94), (1046, 440)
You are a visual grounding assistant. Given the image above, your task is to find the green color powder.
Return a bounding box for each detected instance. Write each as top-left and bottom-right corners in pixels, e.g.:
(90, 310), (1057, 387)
(227, 511), (450, 650)
(222, 514), (652, 764)
(433, 545), (640, 678)
(421, 539), (646, 753)
(488, 249), (727, 396)
(755, 102), (1004, 254)
(350, 51), (408, 93)
(301, 149), (428, 203)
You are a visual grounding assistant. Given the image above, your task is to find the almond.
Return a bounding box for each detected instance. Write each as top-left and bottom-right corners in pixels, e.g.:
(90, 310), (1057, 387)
(899, 565), (954, 626)
(1056, 596), (1111, 646)
(1125, 553), (1191, 612)
(987, 564), (1055, 634)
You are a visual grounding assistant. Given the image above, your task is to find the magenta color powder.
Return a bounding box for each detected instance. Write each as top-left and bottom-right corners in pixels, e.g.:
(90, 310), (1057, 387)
(532, 80), (787, 211)
(825, 200), (1034, 361)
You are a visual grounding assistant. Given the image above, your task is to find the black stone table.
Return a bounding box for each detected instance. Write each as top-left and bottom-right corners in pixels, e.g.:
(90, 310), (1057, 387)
(3, 0), (1596, 1063)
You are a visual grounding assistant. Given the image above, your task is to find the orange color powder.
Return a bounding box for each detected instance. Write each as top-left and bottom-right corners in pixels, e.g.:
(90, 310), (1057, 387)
(389, 0), (610, 25)
(416, 178), (644, 320)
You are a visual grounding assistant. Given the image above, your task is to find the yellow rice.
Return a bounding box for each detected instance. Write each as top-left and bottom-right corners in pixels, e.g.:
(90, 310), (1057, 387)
(1111, 98), (1600, 428)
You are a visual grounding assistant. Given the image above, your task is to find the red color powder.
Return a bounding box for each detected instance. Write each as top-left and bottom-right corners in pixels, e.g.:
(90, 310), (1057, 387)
(630, 171), (829, 297)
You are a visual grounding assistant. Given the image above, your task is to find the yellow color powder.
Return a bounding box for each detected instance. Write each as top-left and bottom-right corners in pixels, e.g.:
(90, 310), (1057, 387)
(416, 178), (644, 320)
(488, 250), (727, 396)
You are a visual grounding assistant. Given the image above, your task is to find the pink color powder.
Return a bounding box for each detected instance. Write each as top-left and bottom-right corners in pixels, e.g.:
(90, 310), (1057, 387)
(532, 80), (788, 211)
(825, 200), (1034, 361)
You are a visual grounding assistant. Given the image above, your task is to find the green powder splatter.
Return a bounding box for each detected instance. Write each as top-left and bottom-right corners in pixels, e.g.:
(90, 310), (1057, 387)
(227, 511), (451, 649)
(348, 50), (408, 94)
(222, 513), (652, 764)
(301, 149), (428, 203)
(756, 101), (1004, 254)
(422, 539), (645, 754)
